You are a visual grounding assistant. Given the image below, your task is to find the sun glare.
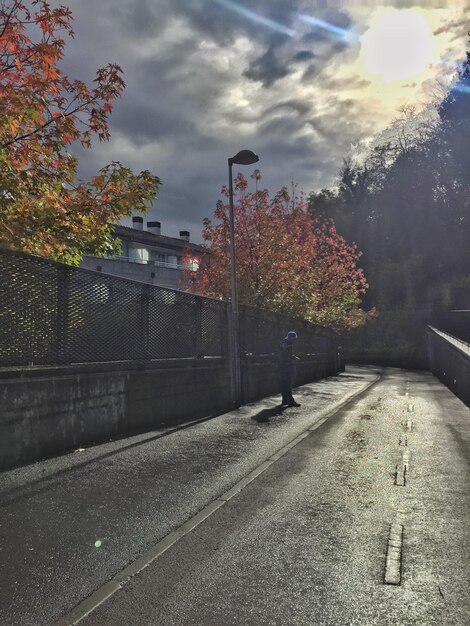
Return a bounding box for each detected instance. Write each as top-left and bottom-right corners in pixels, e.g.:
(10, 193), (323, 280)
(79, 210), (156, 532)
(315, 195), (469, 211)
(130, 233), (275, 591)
(360, 10), (436, 82)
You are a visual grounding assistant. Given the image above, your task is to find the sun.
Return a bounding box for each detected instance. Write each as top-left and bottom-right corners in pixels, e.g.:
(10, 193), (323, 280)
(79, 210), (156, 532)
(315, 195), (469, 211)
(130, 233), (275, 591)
(360, 9), (437, 82)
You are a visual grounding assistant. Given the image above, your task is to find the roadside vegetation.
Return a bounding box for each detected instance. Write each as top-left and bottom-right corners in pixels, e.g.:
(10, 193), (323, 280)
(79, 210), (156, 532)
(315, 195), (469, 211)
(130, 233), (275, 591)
(181, 173), (375, 332)
(307, 35), (470, 363)
(0, 0), (160, 264)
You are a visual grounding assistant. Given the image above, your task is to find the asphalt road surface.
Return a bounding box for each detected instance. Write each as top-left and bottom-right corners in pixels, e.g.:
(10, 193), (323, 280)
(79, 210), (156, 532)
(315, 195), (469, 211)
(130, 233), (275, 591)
(1, 366), (470, 625)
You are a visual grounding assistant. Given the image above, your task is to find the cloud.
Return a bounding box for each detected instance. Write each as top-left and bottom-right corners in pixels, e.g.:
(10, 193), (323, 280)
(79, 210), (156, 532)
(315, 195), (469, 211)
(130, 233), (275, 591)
(58, 0), (469, 241)
(243, 36), (292, 86)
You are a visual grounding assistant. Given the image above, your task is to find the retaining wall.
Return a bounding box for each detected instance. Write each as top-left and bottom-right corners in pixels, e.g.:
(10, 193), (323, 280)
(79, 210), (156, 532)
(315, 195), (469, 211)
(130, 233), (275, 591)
(426, 327), (470, 408)
(0, 354), (338, 470)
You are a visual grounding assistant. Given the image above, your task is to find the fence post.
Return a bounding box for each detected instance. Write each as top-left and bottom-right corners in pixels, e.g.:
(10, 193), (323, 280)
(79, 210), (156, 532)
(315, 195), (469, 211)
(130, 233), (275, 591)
(140, 283), (150, 360)
(238, 304), (246, 404)
(56, 265), (70, 364)
(425, 327), (434, 373)
(194, 297), (203, 357)
(227, 300), (237, 406)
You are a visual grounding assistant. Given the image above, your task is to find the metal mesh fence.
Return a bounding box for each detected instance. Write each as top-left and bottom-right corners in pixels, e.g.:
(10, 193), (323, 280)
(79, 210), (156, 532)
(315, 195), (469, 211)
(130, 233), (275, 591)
(0, 248), (335, 367)
(239, 304), (332, 360)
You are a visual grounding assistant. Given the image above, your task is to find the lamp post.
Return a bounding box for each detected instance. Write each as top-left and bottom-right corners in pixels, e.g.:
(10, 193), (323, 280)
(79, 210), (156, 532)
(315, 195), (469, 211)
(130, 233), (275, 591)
(228, 149), (259, 407)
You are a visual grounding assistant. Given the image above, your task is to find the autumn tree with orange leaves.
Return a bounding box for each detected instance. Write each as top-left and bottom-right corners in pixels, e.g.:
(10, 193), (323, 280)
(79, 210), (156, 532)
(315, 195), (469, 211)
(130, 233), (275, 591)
(0, 0), (160, 263)
(182, 174), (374, 332)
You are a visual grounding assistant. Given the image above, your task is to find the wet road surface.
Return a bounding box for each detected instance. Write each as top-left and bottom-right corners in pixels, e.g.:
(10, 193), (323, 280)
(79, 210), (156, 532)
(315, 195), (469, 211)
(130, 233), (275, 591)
(1, 366), (470, 625)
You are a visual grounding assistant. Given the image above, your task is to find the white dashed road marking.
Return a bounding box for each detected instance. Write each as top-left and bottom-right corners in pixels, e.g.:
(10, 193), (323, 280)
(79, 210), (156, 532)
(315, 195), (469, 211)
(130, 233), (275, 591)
(384, 523), (404, 585)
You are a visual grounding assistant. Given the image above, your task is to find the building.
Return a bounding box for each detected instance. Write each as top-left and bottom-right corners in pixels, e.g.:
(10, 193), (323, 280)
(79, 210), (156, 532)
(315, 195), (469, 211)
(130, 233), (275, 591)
(80, 216), (203, 290)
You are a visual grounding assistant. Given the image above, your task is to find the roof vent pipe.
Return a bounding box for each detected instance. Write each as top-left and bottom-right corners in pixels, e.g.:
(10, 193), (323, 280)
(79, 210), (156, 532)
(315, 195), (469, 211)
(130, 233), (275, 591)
(132, 216), (143, 230)
(147, 221), (161, 235)
(180, 230), (190, 242)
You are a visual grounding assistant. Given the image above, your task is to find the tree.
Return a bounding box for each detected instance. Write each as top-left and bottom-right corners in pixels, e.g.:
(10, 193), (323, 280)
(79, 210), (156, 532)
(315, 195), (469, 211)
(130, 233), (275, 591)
(305, 35), (470, 366)
(0, 0), (160, 264)
(181, 174), (372, 332)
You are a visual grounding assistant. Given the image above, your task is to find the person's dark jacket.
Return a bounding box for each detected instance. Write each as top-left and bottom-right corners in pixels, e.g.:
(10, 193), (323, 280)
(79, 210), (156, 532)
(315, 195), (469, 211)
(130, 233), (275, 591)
(279, 338), (296, 371)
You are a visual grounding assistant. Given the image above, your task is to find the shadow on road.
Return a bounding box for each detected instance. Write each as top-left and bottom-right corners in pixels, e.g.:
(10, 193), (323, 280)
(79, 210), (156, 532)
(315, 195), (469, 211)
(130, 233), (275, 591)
(251, 405), (286, 423)
(0, 412), (221, 507)
(447, 424), (470, 461)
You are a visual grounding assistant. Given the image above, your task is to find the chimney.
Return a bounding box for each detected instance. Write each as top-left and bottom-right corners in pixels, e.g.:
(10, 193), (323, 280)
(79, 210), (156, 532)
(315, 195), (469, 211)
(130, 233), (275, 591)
(147, 221), (161, 235)
(132, 216), (143, 230)
(179, 230), (190, 242)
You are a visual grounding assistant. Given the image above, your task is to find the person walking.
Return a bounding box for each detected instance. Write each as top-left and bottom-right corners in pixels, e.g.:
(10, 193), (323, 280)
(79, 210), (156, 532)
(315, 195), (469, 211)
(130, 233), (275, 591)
(279, 330), (301, 407)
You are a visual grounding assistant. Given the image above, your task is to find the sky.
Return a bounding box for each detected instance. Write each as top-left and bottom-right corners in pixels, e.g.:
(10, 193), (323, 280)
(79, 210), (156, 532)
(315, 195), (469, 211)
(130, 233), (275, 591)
(60, 0), (469, 242)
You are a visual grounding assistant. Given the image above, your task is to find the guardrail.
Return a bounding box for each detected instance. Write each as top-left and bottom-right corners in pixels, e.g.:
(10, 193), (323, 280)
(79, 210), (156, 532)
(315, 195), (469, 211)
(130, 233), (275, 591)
(434, 311), (470, 344)
(427, 326), (470, 407)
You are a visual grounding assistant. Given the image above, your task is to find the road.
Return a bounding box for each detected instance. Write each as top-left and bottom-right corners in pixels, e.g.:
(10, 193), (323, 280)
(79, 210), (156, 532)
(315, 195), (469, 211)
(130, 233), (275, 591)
(1, 366), (470, 625)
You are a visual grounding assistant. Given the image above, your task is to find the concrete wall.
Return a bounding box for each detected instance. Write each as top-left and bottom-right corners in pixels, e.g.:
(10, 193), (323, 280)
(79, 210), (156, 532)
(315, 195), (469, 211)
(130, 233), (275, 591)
(0, 354), (338, 471)
(426, 328), (470, 408)
(241, 355), (338, 403)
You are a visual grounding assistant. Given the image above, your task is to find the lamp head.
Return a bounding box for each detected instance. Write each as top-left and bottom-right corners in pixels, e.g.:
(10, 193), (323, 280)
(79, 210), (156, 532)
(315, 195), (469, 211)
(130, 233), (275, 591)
(229, 150), (259, 166)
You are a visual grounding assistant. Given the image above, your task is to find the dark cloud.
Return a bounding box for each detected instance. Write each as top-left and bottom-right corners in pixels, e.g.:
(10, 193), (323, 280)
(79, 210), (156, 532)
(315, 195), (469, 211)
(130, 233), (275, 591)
(156, 0), (300, 47)
(112, 100), (197, 146)
(293, 50), (315, 62)
(242, 5), (356, 88)
(259, 115), (305, 136)
(119, 0), (163, 38)
(301, 62), (323, 83)
(243, 37), (291, 86)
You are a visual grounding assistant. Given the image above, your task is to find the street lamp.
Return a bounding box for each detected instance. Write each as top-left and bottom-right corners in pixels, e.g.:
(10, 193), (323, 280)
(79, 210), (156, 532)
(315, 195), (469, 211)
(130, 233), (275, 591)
(228, 149), (259, 408)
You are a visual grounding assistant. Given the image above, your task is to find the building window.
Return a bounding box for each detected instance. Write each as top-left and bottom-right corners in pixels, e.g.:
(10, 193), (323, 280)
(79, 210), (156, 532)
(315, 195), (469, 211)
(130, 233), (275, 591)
(129, 247), (149, 264)
(187, 257), (200, 271)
